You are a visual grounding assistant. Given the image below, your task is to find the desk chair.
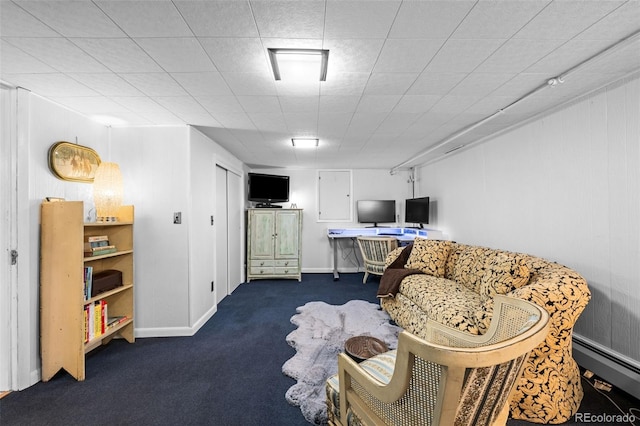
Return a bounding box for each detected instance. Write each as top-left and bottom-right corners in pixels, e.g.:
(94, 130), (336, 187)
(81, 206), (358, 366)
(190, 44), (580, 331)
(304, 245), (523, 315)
(356, 236), (398, 283)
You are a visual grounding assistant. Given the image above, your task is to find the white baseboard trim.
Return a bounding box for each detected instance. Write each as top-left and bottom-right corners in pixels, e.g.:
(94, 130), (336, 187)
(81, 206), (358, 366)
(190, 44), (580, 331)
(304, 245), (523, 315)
(573, 333), (640, 400)
(135, 305), (217, 338)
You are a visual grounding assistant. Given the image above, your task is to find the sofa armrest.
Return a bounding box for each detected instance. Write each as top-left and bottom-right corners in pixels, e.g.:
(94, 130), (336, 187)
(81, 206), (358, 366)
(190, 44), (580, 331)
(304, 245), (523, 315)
(509, 264), (590, 341)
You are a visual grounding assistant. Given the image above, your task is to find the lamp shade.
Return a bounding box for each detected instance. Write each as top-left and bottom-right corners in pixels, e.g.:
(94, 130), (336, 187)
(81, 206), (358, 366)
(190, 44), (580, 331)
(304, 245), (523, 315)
(93, 162), (123, 222)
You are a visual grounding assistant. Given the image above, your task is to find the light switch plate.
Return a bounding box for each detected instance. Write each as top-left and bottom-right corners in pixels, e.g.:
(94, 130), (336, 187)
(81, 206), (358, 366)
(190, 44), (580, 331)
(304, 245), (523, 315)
(173, 212), (181, 224)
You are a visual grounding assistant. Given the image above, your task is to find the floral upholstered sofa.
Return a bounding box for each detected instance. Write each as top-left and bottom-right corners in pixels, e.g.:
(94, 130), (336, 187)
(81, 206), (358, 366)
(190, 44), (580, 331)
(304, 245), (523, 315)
(377, 238), (591, 424)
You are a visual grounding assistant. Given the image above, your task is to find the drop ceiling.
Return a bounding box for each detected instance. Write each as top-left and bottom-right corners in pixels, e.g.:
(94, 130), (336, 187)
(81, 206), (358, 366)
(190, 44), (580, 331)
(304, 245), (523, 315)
(1, 0), (639, 170)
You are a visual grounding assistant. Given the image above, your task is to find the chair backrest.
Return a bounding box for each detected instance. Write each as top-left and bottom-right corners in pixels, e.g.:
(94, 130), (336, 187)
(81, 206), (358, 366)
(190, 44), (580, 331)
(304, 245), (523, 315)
(338, 295), (549, 426)
(356, 236), (398, 267)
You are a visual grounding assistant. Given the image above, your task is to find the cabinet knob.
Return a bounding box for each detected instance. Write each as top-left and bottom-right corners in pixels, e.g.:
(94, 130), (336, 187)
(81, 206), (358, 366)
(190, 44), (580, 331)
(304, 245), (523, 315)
(260, 262), (264, 266)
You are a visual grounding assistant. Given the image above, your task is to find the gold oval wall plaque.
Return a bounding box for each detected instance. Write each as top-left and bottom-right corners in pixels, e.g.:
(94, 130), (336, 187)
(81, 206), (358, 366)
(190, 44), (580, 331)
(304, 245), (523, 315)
(48, 141), (102, 183)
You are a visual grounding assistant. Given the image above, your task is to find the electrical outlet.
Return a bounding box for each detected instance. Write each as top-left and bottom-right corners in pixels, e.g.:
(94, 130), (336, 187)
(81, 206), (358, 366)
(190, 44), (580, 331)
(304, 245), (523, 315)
(173, 212), (181, 224)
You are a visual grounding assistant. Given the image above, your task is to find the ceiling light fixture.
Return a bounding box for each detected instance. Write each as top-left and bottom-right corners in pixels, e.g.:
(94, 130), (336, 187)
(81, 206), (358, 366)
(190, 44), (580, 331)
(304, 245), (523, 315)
(292, 138), (319, 148)
(268, 49), (329, 82)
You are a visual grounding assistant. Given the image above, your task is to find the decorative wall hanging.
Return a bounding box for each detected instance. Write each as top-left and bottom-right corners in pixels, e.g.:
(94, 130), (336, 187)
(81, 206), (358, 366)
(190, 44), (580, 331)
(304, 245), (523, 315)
(48, 141), (101, 183)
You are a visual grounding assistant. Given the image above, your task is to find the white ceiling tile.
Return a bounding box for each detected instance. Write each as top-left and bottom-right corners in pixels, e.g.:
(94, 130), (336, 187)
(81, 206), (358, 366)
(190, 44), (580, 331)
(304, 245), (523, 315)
(283, 112), (318, 134)
(356, 95), (401, 113)
(214, 113), (258, 130)
(275, 81), (321, 97)
(475, 39), (565, 74)
(248, 113), (289, 133)
(450, 73), (516, 97)
(222, 72), (277, 96)
(0, 41), (56, 74)
(4, 73), (98, 97)
(580, 39), (640, 76)
(279, 96), (319, 114)
(6, 38), (110, 73)
(320, 72), (369, 96)
(576, 1), (640, 41)
(514, 0), (624, 40)
(375, 113), (421, 135)
(95, 0), (191, 37)
(322, 39), (385, 73)
(120, 73), (188, 96)
(49, 96), (131, 114)
(525, 39), (615, 75)
(325, 0), (401, 38)
(67, 73), (143, 96)
(196, 96), (245, 114)
(452, 1), (550, 39)
(154, 96), (209, 116)
(393, 95), (441, 113)
(407, 72), (468, 96)
(110, 97), (170, 114)
(236, 96), (281, 113)
(71, 38), (163, 73)
(136, 38), (216, 72)
(318, 113), (352, 137)
(319, 96), (361, 113)
(200, 38), (270, 73)
(251, 0), (325, 39)
(171, 72), (233, 97)
(15, 0), (126, 37)
(491, 73), (548, 97)
(174, 1), (258, 37)
(364, 73), (419, 95)
(389, 1), (475, 39)
(0, 1), (60, 37)
(425, 39), (505, 73)
(429, 95), (482, 114)
(374, 39), (444, 73)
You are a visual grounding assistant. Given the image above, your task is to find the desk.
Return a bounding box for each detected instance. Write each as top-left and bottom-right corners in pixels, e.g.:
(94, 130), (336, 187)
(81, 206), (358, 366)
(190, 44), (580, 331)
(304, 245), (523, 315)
(327, 227), (442, 280)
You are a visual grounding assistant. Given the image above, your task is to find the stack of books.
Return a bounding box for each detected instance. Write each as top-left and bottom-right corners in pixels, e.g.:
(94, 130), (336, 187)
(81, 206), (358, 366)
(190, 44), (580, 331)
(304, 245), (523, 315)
(83, 299), (128, 343)
(84, 235), (116, 257)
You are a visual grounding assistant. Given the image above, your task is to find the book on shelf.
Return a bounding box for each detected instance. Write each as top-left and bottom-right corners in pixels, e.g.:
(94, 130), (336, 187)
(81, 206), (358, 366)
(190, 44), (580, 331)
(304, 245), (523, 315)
(84, 240), (111, 251)
(84, 246), (117, 257)
(84, 300), (109, 342)
(106, 315), (129, 329)
(83, 266), (93, 300)
(87, 235), (109, 243)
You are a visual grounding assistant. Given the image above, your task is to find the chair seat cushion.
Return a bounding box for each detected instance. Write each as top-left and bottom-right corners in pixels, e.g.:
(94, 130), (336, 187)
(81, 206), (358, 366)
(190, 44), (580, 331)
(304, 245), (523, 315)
(326, 351), (397, 423)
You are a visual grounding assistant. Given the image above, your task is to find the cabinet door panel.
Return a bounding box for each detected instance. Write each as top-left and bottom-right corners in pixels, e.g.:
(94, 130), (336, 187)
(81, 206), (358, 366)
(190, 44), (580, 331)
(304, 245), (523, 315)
(275, 211), (299, 259)
(249, 210), (275, 258)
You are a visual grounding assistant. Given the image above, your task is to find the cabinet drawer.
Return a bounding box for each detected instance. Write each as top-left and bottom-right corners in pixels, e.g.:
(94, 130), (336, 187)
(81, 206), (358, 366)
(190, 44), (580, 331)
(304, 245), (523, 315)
(250, 266), (275, 275)
(274, 267), (299, 275)
(250, 260), (275, 267)
(275, 259), (298, 267)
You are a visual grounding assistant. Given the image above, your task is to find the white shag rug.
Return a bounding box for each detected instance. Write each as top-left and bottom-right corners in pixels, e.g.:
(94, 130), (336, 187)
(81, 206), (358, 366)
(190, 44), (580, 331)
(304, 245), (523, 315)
(282, 300), (401, 425)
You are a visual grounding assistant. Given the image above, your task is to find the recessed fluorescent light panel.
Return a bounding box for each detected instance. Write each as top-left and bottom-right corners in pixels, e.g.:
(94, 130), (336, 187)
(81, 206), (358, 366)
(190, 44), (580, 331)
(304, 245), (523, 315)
(292, 138), (319, 148)
(268, 49), (329, 82)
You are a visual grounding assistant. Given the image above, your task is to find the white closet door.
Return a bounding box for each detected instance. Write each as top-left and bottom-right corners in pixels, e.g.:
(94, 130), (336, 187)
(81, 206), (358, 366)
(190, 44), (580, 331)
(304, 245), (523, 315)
(215, 166), (229, 304)
(226, 171), (242, 293)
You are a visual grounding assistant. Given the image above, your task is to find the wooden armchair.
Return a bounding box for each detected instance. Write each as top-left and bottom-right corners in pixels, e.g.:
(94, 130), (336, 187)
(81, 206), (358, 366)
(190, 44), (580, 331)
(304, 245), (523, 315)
(326, 295), (550, 426)
(356, 237), (398, 283)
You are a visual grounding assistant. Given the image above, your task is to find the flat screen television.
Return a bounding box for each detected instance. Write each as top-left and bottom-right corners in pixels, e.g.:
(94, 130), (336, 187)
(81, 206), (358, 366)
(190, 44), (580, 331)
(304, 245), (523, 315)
(357, 200), (396, 227)
(405, 197), (430, 228)
(248, 173), (290, 207)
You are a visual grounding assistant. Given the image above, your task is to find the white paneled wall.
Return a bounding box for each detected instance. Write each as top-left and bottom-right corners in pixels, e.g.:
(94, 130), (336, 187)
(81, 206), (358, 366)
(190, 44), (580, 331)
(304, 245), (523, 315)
(21, 93), (109, 388)
(249, 168), (413, 273)
(417, 75), (640, 367)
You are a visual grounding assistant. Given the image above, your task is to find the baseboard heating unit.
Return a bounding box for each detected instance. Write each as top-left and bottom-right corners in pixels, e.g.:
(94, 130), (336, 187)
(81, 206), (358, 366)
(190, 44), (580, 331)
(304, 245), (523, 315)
(573, 334), (640, 400)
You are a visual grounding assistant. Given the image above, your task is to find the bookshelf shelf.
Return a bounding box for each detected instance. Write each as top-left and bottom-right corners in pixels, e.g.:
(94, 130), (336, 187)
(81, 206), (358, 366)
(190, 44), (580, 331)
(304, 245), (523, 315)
(40, 201), (135, 382)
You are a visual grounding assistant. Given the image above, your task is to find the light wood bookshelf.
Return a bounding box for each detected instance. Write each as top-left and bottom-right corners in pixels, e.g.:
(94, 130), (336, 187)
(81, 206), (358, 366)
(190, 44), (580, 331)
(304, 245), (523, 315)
(40, 200), (135, 381)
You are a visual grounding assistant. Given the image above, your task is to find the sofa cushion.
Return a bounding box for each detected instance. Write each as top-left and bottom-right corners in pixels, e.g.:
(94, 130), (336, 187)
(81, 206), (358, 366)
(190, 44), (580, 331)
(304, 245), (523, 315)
(480, 253), (530, 297)
(398, 274), (483, 334)
(405, 238), (452, 278)
(453, 246), (492, 292)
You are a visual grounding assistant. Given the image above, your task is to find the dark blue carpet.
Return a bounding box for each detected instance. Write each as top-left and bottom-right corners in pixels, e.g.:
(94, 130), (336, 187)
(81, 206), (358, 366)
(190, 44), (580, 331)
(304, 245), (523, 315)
(2, 273), (638, 425)
(0, 273), (379, 426)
